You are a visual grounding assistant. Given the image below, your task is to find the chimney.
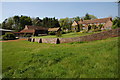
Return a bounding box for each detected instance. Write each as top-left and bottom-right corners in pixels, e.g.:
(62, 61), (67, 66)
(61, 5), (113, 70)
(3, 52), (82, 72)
(25, 25), (28, 29)
(80, 18), (83, 22)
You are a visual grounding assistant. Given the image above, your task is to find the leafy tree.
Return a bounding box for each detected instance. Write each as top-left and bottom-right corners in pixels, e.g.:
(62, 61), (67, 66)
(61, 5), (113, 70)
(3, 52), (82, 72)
(32, 17), (42, 26)
(6, 17), (14, 29)
(112, 17), (120, 29)
(0, 23), (1, 28)
(73, 16), (80, 21)
(19, 15), (32, 31)
(83, 13), (97, 20)
(84, 13), (91, 20)
(2, 19), (7, 29)
(13, 16), (20, 29)
(42, 17), (60, 28)
(89, 15), (97, 19)
(56, 31), (62, 37)
(59, 17), (73, 30)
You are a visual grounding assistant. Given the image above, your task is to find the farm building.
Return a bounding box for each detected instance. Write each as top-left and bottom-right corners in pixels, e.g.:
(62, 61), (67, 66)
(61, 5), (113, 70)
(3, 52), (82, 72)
(14, 25), (61, 37)
(72, 17), (113, 32)
(0, 28), (14, 35)
(14, 25), (48, 37)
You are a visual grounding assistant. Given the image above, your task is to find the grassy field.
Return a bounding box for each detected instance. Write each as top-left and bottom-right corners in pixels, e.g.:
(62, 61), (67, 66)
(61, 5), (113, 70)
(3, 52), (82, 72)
(2, 37), (118, 78)
(33, 31), (100, 38)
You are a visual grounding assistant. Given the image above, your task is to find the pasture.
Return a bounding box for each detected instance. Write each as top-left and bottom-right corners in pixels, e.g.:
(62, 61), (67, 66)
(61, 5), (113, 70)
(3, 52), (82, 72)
(2, 37), (118, 78)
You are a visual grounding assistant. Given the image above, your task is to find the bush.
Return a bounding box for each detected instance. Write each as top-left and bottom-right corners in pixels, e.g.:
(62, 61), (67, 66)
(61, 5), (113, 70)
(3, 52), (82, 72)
(88, 29), (101, 32)
(112, 25), (117, 29)
(94, 29), (101, 32)
(56, 31), (62, 37)
(49, 32), (56, 35)
(67, 30), (72, 33)
(81, 29), (88, 33)
(88, 29), (95, 33)
(2, 32), (16, 40)
(62, 31), (66, 34)
(23, 34), (32, 37)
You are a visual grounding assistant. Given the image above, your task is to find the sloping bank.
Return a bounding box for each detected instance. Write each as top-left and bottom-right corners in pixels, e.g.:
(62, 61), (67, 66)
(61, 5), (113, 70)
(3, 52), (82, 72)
(28, 28), (120, 44)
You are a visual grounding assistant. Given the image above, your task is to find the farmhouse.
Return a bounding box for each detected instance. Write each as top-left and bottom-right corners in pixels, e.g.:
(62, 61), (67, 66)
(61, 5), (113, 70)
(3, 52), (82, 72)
(14, 25), (62, 37)
(0, 28), (14, 35)
(72, 17), (113, 31)
(14, 25), (48, 37)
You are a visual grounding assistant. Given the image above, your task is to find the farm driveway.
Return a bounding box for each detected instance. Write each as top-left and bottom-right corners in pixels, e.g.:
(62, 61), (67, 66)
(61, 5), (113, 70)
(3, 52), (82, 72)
(0, 39), (27, 42)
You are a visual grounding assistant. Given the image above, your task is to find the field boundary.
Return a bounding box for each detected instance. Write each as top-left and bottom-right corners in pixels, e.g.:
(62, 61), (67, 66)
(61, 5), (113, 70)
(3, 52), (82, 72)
(28, 28), (120, 44)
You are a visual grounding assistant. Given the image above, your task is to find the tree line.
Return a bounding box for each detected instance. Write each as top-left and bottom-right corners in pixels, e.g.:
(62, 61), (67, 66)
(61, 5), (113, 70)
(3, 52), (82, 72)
(0, 13), (120, 32)
(0, 15), (60, 31)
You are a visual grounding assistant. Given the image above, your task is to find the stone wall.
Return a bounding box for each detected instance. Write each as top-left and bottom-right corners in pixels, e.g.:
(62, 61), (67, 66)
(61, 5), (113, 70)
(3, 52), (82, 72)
(28, 28), (120, 44)
(42, 38), (58, 44)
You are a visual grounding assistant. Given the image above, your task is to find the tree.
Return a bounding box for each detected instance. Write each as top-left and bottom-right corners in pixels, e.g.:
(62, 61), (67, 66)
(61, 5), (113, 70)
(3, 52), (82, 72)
(83, 13), (97, 20)
(59, 17), (73, 30)
(84, 13), (91, 20)
(6, 17), (14, 29)
(2, 19), (7, 29)
(0, 23), (1, 28)
(13, 16), (20, 29)
(73, 16), (80, 21)
(89, 15), (97, 19)
(112, 17), (120, 29)
(19, 15), (32, 31)
(42, 17), (60, 28)
(32, 17), (42, 26)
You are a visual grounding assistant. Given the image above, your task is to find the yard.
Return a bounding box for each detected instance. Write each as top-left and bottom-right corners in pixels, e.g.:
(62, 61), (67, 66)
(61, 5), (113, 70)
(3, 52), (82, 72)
(2, 37), (118, 78)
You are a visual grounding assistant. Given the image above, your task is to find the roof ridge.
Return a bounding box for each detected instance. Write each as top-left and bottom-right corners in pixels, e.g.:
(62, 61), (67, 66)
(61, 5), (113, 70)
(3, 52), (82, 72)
(83, 17), (112, 21)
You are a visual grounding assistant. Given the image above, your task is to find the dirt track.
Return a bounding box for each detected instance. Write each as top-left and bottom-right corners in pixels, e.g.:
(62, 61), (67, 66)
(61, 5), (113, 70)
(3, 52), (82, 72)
(0, 39), (27, 42)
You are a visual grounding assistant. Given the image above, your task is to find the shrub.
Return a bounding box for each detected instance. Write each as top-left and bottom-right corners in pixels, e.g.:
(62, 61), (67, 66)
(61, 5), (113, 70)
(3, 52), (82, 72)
(49, 32), (56, 35)
(23, 34), (32, 37)
(67, 30), (72, 33)
(89, 29), (101, 32)
(81, 29), (88, 33)
(56, 31), (62, 37)
(88, 29), (95, 33)
(94, 29), (101, 32)
(2, 32), (16, 40)
(62, 31), (66, 34)
(112, 25), (117, 29)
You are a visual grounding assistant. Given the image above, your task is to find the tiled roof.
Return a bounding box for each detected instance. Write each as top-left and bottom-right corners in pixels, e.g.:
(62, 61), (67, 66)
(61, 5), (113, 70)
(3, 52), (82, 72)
(13, 32), (23, 33)
(26, 25), (48, 30)
(78, 17), (112, 24)
(20, 29), (35, 33)
(48, 27), (60, 31)
(20, 25), (48, 33)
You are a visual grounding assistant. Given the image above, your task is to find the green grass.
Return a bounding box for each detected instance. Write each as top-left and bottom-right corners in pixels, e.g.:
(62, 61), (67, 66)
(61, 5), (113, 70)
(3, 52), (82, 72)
(33, 32), (100, 38)
(2, 37), (118, 78)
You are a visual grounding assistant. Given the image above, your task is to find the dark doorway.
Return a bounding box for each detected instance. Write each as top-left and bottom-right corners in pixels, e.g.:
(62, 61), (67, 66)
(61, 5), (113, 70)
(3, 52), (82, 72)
(28, 38), (31, 42)
(56, 38), (60, 44)
(32, 38), (35, 42)
(39, 38), (42, 43)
